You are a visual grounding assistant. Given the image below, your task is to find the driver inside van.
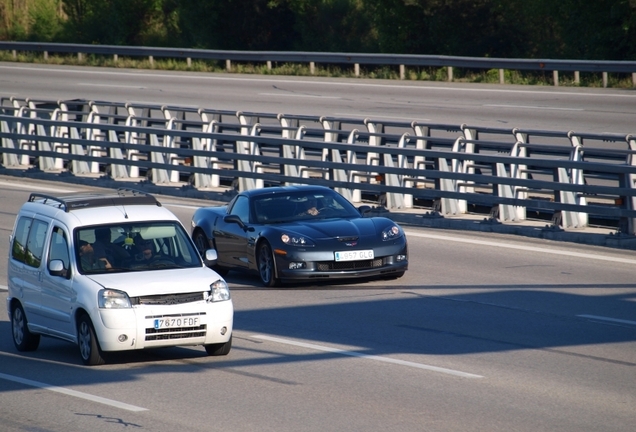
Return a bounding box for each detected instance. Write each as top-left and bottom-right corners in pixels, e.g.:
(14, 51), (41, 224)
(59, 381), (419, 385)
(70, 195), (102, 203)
(79, 240), (112, 271)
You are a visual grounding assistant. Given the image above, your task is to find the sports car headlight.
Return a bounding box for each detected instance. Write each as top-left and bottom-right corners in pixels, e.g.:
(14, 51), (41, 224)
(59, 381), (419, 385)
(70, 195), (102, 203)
(98, 289), (132, 309)
(381, 225), (402, 241)
(281, 233), (315, 247)
(208, 279), (231, 302)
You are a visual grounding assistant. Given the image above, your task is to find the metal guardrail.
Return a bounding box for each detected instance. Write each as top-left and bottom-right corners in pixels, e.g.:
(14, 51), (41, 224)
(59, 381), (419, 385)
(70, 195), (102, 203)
(2, 42), (636, 86)
(1, 96), (636, 235)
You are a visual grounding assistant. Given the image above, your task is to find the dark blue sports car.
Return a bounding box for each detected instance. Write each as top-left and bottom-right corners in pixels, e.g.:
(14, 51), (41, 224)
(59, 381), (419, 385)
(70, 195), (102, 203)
(190, 185), (408, 286)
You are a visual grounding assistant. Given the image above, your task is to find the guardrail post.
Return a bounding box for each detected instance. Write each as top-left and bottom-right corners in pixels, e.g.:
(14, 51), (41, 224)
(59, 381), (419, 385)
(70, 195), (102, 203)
(363, 119), (382, 185)
(574, 71), (580, 84)
(447, 66), (453, 82)
(226, 60), (231, 72)
(602, 72), (608, 88)
(49, 108), (67, 169)
(499, 69), (504, 84)
(624, 135), (636, 234)
(0, 119), (21, 166)
(310, 62), (315, 74)
(124, 113), (141, 179)
(399, 65), (405, 80)
(114, 54), (118, 63)
(267, 60), (272, 70)
(149, 129), (171, 184)
(560, 134), (588, 228)
(508, 140), (528, 221)
(44, 51), (48, 60)
(553, 70), (559, 86)
(69, 126), (90, 175)
(495, 162), (519, 221)
(345, 130), (362, 203)
(107, 129), (130, 179)
(12, 50), (16, 60)
(437, 153), (459, 215)
(354, 63), (359, 76)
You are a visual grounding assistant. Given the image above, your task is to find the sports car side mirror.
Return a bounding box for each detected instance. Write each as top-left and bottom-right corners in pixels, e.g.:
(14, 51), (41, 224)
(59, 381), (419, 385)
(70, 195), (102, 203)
(224, 214), (246, 228)
(358, 205), (371, 215)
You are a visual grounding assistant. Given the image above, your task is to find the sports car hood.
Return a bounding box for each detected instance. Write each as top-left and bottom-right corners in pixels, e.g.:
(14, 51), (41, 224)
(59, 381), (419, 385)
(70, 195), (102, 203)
(86, 266), (221, 297)
(276, 217), (387, 239)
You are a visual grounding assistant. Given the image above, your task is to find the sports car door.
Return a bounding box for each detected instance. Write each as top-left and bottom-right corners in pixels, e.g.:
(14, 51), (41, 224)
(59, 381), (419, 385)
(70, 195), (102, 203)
(214, 195), (250, 269)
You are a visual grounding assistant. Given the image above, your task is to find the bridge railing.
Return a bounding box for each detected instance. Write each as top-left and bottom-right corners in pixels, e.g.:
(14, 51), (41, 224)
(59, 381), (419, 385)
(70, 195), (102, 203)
(1, 97), (635, 234)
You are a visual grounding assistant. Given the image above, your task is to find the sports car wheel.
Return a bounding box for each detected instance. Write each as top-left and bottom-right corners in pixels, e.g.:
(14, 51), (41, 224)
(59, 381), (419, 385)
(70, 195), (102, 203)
(205, 336), (232, 356)
(11, 303), (40, 351)
(257, 241), (279, 287)
(193, 229), (229, 277)
(78, 314), (106, 366)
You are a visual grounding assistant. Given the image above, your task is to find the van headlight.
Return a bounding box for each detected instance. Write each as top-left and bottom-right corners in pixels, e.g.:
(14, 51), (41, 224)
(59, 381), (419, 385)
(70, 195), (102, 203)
(98, 289), (132, 309)
(207, 279), (231, 302)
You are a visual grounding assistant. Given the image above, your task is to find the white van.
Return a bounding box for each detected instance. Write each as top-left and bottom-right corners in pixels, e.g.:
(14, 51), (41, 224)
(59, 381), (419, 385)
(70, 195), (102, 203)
(7, 188), (233, 365)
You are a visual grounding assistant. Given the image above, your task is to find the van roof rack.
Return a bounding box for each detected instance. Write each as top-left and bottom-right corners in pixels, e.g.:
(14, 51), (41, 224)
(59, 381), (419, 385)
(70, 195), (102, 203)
(28, 187), (161, 212)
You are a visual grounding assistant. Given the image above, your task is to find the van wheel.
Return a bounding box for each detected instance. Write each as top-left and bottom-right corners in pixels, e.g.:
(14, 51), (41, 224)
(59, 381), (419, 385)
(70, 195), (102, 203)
(11, 303), (40, 351)
(205, 336), (232, 356)
(78, 314), (106, 366)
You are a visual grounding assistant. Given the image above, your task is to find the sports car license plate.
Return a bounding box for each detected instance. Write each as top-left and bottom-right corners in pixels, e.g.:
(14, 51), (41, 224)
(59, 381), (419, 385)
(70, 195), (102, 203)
(334, 249), (374, 262)
(154, 317), (199, 329)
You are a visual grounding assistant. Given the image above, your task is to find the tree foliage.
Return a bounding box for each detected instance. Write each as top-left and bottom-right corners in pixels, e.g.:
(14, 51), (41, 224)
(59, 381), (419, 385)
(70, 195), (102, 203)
(0, 0), (634, 59)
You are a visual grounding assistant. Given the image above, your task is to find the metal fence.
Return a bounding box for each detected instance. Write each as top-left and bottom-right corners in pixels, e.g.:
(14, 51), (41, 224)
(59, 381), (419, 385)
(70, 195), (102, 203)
(1, 96), (636, 234)
(2, 41), (636, 86)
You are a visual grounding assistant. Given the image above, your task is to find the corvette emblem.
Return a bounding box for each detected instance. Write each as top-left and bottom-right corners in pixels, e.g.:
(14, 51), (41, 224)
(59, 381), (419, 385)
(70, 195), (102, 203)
(345, 241), (357, 247)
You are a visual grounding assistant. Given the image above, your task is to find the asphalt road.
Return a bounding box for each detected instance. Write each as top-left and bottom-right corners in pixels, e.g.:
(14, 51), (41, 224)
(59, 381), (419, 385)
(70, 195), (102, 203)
(0, 178), (635, 432)
(1, 62), (636, 136)
(0, 65), (636, 431)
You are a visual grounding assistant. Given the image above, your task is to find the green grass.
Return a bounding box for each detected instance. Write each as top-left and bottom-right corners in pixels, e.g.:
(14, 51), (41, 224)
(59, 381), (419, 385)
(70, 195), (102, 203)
(1, 51), (635, 89)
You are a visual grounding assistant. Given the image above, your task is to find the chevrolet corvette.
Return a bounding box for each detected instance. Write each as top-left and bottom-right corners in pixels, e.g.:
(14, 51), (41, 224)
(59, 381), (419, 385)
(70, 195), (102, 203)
(190, 185), (408, 286)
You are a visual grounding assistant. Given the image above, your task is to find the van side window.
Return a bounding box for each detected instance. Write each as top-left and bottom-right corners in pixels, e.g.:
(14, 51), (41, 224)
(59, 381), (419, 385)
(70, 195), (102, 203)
(25, 219), (49, 268)
(48, 226), (70, 276)
(11, 216), (33, 263)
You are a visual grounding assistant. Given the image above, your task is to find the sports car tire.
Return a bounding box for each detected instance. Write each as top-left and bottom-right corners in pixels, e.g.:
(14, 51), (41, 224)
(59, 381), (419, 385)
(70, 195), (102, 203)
(78, 314), (106, 366)
(193, 229), (229, 277)
(11, 303), (40, 351)
(204, 335), (232, 356)
(257, 241), (279, 287)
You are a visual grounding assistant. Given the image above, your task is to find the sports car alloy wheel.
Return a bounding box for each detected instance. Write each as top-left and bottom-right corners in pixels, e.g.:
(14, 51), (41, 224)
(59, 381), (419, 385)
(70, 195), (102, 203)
(257, 241), (279, 287)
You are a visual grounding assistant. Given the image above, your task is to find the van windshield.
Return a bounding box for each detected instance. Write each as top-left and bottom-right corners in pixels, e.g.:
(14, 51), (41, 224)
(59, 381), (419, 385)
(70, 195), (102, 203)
(75, 221), (202, 274)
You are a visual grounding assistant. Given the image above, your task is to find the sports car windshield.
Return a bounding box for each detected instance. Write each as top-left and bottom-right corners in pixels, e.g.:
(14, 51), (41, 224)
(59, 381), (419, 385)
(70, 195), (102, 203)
(252, 190), (361, 224)
(75, 221), (202, 274)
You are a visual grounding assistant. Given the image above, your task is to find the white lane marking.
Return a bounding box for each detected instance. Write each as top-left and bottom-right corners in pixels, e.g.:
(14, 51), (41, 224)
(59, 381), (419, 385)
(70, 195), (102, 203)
(2, 65), (635, 99)
(163, 203), (201, 209)
(335, 112), (432, 121)
(77, 83), (147, 89)
(577, 315), (636, 326)
(259, 92), (340, 99)
(404, 230), (636, 265)
(0, 372), (148, 412)
(253, 334), (483, 378)
(484, 104), (584, 111)
(0, 181), (78, 193)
